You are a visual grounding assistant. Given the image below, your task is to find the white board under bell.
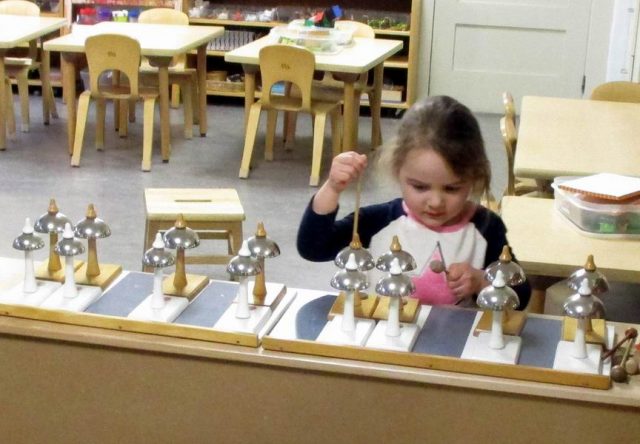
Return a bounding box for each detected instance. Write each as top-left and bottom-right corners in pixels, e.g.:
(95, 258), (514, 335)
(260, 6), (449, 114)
(553, 341), (602, 374)
(0, 280), (60, 306)
(40, 285), (102, 312)
(316, 315), (376, 347)
(214, 303), (272, 334)
(365, 321), (420, 352)
(128, 294), (189, 323)
(461, 332), (522, 365)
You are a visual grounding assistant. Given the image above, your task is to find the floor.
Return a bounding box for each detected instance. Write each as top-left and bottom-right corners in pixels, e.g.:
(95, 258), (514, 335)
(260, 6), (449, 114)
(1, 93), (637, 321)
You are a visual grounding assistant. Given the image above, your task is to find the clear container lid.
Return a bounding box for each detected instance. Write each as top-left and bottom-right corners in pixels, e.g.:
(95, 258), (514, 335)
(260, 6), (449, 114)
(269, 21), (354, 54)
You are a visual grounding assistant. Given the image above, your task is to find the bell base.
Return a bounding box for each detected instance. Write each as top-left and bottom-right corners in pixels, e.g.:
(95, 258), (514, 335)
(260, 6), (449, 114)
(35, 259), (84, 282)
(128, 294), (189, 322)
(561, 317), (606, 345)
(0, 280), (61, 306)
(328, 291), (379, 320)
(245, 281), (286, 307)
(365, 321), (420, 352)
(40, 284), (102, 312)
(214, 304), (272, 334)
(474, 310), (526, 336)
(371, 296), (419, 323)
(162, 273), (209, 299)
(74, 263), (123, 290)
(461, 332), (522, 365)
(553, 340), (602, 374)
(316, 315), (376, 346)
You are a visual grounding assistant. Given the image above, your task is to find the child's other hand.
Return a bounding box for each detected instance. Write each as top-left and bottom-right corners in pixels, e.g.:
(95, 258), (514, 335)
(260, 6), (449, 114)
(446, 263), (489, 301)
(327, 152), (368, 193)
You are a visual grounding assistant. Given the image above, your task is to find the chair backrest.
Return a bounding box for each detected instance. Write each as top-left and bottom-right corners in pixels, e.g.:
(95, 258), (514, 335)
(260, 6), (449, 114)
(500, 116), (517, 196)
(590, 81), (640, 103)
(138, 8), (189, 68)
(0, 0), (39, 15)
(85, 34), (141, 98)
(259, 45), (315, 111)
(334, 20), (375, 39)
(502, 91), (516, 127)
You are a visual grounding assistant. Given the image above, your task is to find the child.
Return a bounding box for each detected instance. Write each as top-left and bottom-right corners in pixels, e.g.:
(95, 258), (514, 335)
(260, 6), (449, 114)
(297, 95), (530, 309)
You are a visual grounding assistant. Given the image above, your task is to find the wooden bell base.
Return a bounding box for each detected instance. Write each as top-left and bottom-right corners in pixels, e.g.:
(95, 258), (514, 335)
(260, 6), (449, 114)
(328, 291), (379, 320)
(246, 281), (286, 307)
(74, 263), (123, 290)
(474, 310), (527, 336)
(35, 259), (84, 282)
(371, 296), (420, 323)
(162, 273), (209, 300)
(561, 317), (606, 345)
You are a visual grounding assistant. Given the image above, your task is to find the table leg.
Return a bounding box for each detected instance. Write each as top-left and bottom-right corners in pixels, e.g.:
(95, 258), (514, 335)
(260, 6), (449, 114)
(61, 53), (78, 155)
(242, 64), (257, 129)
(197, 44), (207, 137)
(148, 56), (173, 162)
(334, 73), (360, 151)
(371, 63), (384, 148)
(0, 52), (6, 150)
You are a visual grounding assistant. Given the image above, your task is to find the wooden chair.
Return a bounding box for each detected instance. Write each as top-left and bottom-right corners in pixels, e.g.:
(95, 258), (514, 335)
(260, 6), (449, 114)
(590, 81), (640, 103)
(135, 8), (197, 138)
(285, 21), (381, 150)
(239, 45), (342, 186)
(0, 0), (58, 135)
(502, 91), (516, 127)
(71, 34), (160, 171)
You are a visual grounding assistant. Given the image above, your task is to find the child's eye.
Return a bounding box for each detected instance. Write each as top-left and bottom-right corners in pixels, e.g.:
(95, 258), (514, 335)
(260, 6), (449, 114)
(412, 183), (429, 191)
(444, 186), (462, 193)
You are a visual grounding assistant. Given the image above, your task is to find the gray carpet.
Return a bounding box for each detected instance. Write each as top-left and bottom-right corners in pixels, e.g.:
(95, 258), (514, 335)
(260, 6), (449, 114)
(2, 93), (636, 321)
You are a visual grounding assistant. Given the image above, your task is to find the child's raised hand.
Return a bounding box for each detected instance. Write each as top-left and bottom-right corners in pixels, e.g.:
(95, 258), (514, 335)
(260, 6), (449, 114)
(446, 262), (489, 301)
(327, 151), (368, 193)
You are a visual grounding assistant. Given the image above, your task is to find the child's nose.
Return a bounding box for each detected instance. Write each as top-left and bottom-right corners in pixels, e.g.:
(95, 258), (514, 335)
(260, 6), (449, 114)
(427, 192), (445, 208)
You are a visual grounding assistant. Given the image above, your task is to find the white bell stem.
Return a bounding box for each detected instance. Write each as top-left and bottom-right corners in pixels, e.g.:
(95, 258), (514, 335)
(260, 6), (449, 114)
(342, 290), (356, 332)
(23, 250), (37, 294)
(572, 318), (588, 359)
(235, 276), (250, 319)
(63, 257), (78, 299)
(151, 268), (165, 309)
(386, 297), (401, 337)
(489, 310), (505, 350)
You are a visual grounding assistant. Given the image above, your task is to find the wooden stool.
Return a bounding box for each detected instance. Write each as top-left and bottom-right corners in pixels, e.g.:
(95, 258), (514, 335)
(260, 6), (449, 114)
(143, 188), (245, 272)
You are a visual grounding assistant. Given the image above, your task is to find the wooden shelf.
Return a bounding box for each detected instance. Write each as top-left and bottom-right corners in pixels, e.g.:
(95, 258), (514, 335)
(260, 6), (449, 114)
(185, 0), (421, 110)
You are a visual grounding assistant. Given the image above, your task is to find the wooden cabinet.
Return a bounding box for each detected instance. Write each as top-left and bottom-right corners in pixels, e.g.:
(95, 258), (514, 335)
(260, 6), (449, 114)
(183, 0), (421, 109)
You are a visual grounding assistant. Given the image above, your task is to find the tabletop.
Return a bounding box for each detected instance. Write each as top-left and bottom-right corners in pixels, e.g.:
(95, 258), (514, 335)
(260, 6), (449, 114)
(225, 36), (403, 73)
(514, 96), (640, 180)
(0, 15), (66, 48)
(501, 195), (640, 283)
(44, 21), (224, 56)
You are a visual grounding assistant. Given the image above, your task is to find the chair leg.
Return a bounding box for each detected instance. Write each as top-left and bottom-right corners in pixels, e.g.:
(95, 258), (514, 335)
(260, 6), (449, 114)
(265, 109), (277, 161)
(5, 82), (16, 142)
(330, 108), (341, 157)
(118, 100), (128, 138)
(41, 49), (58, 123)
(182, 81), (193, 139)
(141, 97), (155, 171)
(171, 84), (180, 109)
(16, 69), (29, 132)
(284, 111), (297, 150)
(368, 90), (382, 149)
(95, 98), (105, 150)
(239, 103), (262, 178)
(129, 99), (136, 123)
(310, 112), (328, 186)
(71, 93), (91, 167)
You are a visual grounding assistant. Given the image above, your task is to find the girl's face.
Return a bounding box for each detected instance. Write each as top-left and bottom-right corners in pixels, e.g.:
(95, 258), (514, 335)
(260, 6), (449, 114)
(398, 148), (473, 227)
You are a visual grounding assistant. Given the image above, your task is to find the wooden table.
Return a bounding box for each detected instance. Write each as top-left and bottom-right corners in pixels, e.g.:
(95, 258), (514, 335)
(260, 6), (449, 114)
(501, 196), (640, 283)
(0, 15), (66, 150)
(515, 96), (640, 181)
(0, 258), (638, 442)
(44, 22), (224, 158)
(225, 36), (403, 151)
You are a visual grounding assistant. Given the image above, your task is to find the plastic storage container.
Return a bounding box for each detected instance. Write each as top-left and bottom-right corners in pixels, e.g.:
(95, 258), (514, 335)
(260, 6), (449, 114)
(553, 180), (640, 238)
(269, 21), (353, 54)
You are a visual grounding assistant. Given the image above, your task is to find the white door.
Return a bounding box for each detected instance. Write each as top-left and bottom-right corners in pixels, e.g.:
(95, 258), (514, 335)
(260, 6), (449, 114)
(429, 0), (593, 113)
